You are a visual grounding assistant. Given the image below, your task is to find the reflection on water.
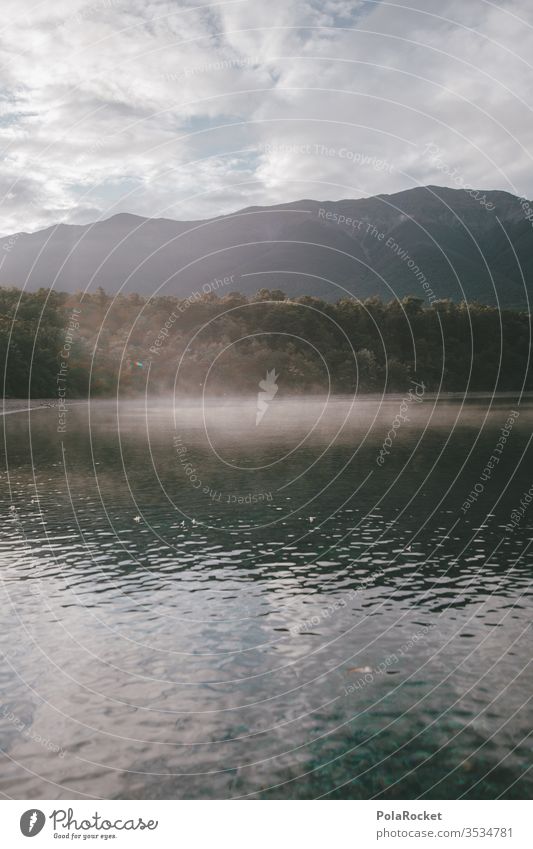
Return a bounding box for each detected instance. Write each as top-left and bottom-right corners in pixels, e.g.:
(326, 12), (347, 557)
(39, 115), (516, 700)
(0, 396), (531, 799)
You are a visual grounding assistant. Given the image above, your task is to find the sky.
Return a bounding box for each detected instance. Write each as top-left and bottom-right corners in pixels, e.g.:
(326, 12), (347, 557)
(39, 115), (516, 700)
(1, 0), (533, 232)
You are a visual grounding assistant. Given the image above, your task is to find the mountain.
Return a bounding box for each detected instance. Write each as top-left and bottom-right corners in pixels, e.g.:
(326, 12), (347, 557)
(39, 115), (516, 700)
(1, 186), (532, 308)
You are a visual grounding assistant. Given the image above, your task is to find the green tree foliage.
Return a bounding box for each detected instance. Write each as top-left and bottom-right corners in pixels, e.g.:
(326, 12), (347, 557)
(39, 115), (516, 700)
(0, 286), (530, 397)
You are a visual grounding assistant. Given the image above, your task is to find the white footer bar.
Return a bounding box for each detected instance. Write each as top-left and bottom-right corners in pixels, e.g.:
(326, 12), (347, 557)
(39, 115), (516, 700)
(2, 800), (530, 848)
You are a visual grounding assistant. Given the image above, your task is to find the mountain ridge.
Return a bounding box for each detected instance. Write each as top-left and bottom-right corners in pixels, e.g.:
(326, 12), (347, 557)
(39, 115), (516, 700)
(1, 185), (532, 308)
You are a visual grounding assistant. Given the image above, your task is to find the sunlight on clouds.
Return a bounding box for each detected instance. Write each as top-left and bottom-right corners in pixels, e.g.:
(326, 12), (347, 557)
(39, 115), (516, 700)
(0, 0), (532, 231)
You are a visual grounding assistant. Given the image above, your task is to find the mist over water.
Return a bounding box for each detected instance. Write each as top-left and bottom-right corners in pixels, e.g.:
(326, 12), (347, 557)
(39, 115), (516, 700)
(0, 395), (531, 799)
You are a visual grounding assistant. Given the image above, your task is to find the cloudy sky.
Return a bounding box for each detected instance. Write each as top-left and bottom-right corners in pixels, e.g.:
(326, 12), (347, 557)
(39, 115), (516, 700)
(1, 0), (533, 232)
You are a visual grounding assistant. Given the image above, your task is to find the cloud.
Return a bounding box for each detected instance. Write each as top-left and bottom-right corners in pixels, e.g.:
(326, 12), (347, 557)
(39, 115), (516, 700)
(0, 0), (532, 231)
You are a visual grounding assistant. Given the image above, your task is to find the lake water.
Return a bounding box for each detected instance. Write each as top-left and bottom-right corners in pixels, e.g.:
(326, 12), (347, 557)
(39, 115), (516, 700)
(0, 395), (531, 799)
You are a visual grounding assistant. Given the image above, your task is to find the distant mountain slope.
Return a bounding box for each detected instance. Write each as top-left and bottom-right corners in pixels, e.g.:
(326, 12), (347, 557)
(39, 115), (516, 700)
(1, 186), (531, 308)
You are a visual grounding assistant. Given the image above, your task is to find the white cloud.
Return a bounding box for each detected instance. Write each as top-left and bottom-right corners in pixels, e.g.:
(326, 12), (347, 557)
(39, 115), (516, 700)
(0, 0), (532, 231)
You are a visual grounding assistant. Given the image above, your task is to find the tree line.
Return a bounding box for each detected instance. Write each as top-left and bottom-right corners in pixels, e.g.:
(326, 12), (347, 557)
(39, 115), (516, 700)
(0, 286), (531, 397)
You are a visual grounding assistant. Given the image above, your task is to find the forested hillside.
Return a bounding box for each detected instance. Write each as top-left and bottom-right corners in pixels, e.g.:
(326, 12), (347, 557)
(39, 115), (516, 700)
(2, 187), (533, 309)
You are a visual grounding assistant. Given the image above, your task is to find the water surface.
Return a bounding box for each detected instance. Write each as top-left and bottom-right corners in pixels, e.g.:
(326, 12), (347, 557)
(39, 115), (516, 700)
(0, 395), (531, 799)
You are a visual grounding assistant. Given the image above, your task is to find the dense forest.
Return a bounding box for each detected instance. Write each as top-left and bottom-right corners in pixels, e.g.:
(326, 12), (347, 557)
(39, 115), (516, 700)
(0, 286), (531, 398)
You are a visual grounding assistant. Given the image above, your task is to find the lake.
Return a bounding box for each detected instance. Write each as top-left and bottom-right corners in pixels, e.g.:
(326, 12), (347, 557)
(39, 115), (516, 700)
(0, 395), (531, 799)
